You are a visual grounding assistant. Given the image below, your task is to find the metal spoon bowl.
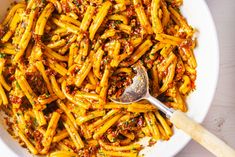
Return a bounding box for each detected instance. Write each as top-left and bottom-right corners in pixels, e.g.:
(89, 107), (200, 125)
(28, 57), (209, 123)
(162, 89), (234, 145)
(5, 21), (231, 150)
(110, 62), (174, 117)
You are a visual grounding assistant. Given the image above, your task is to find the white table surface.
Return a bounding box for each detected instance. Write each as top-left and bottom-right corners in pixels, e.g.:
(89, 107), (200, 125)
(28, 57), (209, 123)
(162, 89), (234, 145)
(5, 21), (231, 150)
(177, 0), (235, 156)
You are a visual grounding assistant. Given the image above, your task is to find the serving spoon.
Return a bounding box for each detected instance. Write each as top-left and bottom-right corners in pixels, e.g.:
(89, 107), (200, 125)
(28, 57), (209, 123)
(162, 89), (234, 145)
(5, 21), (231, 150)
(111, 62), (235, 157)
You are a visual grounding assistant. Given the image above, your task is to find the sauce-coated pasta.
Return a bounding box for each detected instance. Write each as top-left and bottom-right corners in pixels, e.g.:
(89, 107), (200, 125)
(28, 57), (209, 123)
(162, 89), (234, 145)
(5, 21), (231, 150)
(0, 0), (196, 156)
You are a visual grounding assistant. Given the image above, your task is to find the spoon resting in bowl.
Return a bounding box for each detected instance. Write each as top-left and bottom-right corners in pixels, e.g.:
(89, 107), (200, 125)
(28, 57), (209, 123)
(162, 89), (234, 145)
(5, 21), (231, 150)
(110, 62), (235, 157)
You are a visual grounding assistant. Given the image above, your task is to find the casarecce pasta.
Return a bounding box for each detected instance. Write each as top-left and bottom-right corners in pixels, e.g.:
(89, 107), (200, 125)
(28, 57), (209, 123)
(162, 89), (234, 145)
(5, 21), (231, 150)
(0, 0), (196, 156)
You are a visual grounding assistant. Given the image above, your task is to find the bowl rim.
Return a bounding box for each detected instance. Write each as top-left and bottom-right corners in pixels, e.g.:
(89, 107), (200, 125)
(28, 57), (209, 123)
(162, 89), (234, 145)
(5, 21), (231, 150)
(173, 0), (220, 155)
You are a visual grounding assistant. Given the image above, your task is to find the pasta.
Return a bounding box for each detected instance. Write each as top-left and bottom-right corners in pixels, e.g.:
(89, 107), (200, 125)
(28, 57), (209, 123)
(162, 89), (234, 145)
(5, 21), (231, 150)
(0, 0), (196, 156)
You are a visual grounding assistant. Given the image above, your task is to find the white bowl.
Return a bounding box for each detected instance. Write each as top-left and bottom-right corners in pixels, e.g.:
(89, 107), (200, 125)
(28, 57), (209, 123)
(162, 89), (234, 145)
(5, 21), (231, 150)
(0, 0), (219, 156)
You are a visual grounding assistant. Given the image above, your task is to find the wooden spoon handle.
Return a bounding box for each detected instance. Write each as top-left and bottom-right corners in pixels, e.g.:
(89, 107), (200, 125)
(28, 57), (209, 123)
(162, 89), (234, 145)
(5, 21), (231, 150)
(170, 110), (235, 157)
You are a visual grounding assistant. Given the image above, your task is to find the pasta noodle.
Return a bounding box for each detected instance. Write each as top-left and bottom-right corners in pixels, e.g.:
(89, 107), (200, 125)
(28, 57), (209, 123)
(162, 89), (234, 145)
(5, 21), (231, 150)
(0, 0), (196, 156)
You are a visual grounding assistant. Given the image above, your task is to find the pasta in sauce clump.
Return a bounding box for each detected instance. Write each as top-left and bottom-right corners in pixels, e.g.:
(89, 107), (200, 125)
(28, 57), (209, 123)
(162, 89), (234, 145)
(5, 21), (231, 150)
(0, 0), (197, 156)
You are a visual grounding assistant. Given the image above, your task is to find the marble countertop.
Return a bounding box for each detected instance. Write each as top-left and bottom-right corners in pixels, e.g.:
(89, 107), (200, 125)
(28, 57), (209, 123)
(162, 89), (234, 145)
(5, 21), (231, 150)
(177, 0), (235, 156)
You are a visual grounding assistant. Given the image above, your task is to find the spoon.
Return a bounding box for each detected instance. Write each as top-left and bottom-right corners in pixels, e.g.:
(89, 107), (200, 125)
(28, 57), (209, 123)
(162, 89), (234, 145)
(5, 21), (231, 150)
(111, 62), (235, 157)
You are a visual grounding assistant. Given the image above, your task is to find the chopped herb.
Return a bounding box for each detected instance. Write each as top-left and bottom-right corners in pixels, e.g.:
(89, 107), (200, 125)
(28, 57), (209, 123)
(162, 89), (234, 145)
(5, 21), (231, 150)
(45, 92), (50, 98)
(73, 0), (80, 7)
(132, 147), (137, 150)
(175, 7), (181, 14)
(16, 81), (21, 89)
(110, 137), (117, 142)
(32, 7), (37, 11)
(103, 59), (108, 64)
(33, 117), (38, 126)
(146, 55), (150, 60)
(98, 150), (104, 156)
(115, 20), (122, 24)
(118, 134), (126, 140)
(166, 97), (174, 102)
(0, 53), (6, 58)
